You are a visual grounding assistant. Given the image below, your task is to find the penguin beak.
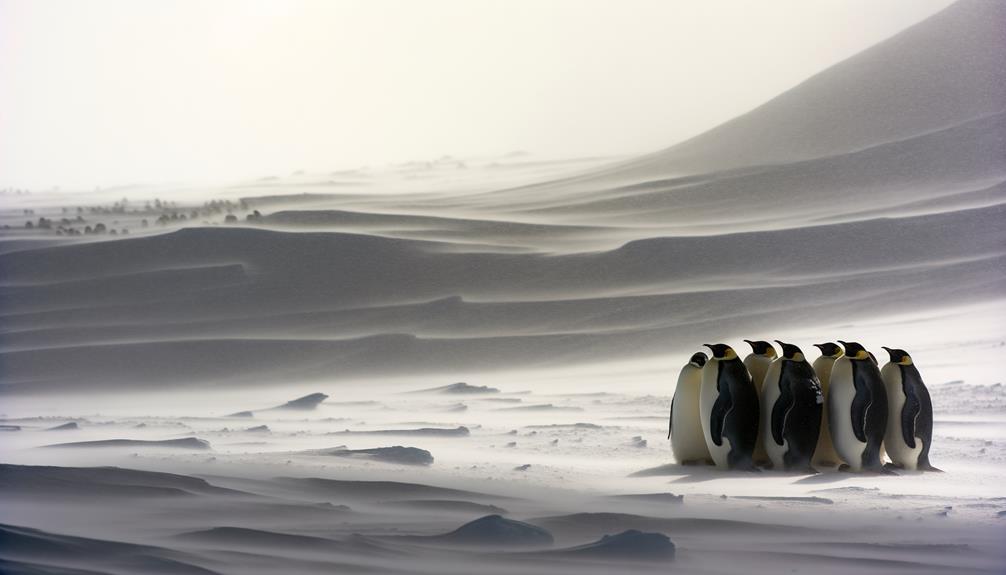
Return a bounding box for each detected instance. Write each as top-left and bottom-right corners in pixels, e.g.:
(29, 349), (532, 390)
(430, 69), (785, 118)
(743, 339), (753, 344)
(774, 340), (784, 346)
(837, 340), (848, 347)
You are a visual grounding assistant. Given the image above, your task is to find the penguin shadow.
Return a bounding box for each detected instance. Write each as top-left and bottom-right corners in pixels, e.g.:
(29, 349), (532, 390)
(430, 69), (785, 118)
(884, 462), (942, 474)
(628, 462), (710, 478)
(791, 465), (901, 484)
(792, 472), (850, 485)
(628, 463), (681, 478)
(629, 461), (722, 481)
(669, 465), (757, 483)
(756, 467), (821, 480)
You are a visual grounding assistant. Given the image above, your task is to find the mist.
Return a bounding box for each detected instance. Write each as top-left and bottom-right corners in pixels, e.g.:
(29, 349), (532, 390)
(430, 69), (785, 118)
(1, 0), (955, 188)
(2, 2), (1004, 574)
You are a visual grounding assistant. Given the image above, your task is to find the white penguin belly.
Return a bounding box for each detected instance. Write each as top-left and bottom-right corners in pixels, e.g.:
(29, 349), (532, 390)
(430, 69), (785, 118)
(760, 360), (788, 469)
(745, 356), (771, 395)
(745, 355), (771, 464)
(700, 361), (732, 468)
(828, 358), (867, 470)
(812, 357), (841, 466)
(882, 364), (923, 470)
(671, 367), (711, 463)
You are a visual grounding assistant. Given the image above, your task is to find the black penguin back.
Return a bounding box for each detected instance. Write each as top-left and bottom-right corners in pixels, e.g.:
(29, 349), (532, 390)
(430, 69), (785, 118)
(777, 359), (823, 470)
(850, 358), (888, 470)
(719, 358), (759, 468)
(901, 363), (935, 469)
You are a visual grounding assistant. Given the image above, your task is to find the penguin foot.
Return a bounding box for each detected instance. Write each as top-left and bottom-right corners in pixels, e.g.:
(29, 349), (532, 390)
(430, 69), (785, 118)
(921, 464), (944, 473)
(883, 462), (903, 471)
(680, 459), (702, 466)
(837, 464), (852, 473)
(876, 466), (899, 476)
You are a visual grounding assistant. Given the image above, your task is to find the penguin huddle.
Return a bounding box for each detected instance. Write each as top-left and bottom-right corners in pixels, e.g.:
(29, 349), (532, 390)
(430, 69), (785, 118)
(668, 341), (939, 474)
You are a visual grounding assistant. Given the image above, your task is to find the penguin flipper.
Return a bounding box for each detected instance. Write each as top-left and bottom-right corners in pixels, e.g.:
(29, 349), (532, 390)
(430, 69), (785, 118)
(850, 380), (872, 444)
(710, 392), (732, 447)
(667, 397), (674, 440)
(771, 379), (794, 446)
(901, 386), (921, 449)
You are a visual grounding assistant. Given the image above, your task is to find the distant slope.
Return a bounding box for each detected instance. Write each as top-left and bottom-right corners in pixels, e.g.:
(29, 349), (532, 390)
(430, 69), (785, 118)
(501, 110), (1006, 228)
(595, 0), (1006, 181)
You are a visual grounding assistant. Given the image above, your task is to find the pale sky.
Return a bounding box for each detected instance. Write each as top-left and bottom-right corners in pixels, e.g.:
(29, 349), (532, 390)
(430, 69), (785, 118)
(1, 0), (956, 189)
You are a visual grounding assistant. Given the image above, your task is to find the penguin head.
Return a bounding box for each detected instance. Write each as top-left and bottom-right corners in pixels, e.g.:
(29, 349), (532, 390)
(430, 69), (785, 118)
(743, 339), (777, 358)
(774, 340), (805, 362)
(688, 352), (708, 368)
(703, 343), (737, 360)
(813, 342), (844, 358)
(882, 346), (914, 366)
(838, 341), (872, 361)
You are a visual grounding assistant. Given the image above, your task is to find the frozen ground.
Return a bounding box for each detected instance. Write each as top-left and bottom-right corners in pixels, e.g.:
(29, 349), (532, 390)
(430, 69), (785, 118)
(1, 1), (1005, 573)
(1, 381), (1005, 574)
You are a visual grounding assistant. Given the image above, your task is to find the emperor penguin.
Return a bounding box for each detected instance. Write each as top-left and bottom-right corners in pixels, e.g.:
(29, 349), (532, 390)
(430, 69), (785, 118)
(759, 341), (823, 472)
(699, 343), (760, 471)
(829, 341), (889, 472)
(743, 340), (777, 465)
(880, 347), (940, 472)
(811, 342), (843, 467)
(669, 352), (713, 465)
